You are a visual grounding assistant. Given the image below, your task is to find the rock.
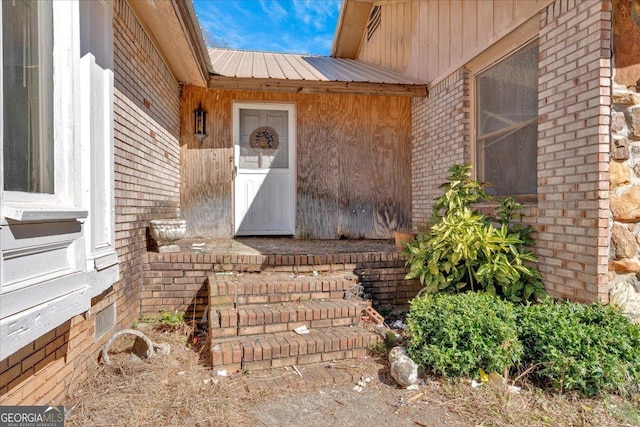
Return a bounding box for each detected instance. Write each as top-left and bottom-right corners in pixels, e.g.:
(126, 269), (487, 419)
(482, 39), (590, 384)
(613, 91), (640, 106)
(154, 342), (171, 356)
(610, 161), (631, 188)
(634, 162), (640, 177)
(627, 106), (640, 139)
(609, 280), (640, 322)
(388, 346), (408, 362)
(611, 138), (629, 161)
(612, 111), (628, 133)
(611, 187), (640, 222)
(609, 259), (640, 273)
(389, 346), (418, 387)
(612, 223), (639, 259)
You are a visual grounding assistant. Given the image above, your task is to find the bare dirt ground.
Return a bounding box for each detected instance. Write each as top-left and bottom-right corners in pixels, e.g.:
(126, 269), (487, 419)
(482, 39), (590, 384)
(64, 325), (640, 427)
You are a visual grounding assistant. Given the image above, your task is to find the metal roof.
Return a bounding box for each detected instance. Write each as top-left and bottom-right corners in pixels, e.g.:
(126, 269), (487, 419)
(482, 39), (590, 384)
(208, 49), (426, 86)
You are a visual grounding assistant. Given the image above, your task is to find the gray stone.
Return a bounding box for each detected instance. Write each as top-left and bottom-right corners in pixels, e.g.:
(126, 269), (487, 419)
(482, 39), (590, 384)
(609, 280), (640, 322)
(627, 107), (640, 139)
(613, 91), (640, 106)
(389, 346), (418, 387)
(612, 111), (628, 133)
(611, 138), (629, 161)
(154, 342), (171, 356)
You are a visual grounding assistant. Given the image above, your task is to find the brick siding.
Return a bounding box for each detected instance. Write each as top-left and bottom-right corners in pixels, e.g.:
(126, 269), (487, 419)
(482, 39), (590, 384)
(536, 0), (611, 302)
(411, 69), (470, 230)
(0, 0), (181, 405)
(142, 252), (422, 319)
(410, 0), (611, 303)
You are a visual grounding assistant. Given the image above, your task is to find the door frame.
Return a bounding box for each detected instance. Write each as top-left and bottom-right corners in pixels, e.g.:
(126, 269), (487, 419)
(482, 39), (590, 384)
(232, 101), (297, 236)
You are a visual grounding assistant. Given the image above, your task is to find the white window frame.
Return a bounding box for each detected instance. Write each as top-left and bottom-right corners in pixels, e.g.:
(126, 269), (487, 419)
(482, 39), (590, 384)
(79, 0), (118, 286)
(0, 0), (118, 361)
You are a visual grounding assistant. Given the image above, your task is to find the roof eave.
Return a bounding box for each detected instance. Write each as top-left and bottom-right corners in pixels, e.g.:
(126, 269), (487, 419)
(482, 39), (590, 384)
(208, 76), (428, 97)
(127, 0), (211, 87)
(331, 0), (373, 58)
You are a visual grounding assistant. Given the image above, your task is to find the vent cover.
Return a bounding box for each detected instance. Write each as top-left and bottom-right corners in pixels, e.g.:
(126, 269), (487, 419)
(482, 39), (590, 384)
(366, 6), (381, 41)
(95, 302), (116, 340)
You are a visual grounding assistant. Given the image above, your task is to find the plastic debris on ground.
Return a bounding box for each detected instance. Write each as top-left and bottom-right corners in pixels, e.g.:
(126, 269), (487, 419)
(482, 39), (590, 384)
(294, 325), (310, 334)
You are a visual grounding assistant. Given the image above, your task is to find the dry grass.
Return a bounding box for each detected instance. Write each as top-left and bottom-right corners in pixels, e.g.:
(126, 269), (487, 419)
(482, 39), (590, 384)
(64, 324), (640, 427)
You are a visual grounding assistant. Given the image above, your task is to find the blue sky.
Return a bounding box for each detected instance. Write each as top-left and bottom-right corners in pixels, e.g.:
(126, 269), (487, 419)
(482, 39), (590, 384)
(193, 0), (342, 55)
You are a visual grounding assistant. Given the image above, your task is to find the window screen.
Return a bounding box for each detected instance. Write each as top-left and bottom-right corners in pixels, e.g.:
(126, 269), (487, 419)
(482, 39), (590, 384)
(3, 0), (54, 193)
(476, 40), (538, 197)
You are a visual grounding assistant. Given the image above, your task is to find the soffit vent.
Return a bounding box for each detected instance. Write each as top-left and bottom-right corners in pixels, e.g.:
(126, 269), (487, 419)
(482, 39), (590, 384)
(366, 6), (381, 41)
(95, 302), (117, 340)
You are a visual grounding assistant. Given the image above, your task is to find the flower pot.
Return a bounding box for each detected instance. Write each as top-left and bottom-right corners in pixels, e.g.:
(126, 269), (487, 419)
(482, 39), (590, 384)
(149, 219), (186, 252)
(394, 230), (417, 250)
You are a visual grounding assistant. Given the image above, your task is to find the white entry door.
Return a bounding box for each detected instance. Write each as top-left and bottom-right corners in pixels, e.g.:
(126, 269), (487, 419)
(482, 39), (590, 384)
(234, 103), (296, 236)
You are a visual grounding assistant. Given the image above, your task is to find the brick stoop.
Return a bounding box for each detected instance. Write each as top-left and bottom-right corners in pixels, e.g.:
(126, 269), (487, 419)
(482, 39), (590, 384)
(209, 271), (382, 372)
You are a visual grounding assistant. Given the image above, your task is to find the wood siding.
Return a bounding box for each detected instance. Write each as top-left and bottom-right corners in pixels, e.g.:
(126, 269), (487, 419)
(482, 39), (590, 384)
(357, 0), (552, 84)
(181, 85), (411, 239)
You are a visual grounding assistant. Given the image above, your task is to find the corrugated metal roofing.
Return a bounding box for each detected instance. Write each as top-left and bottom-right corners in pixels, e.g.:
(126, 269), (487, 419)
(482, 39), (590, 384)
(208, 48), (426, 86)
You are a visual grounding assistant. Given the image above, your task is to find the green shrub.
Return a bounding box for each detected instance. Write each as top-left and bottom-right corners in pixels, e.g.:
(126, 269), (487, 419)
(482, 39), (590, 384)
(406, 292), (523, 378)
(518, 299), (640, 396)
(404, 164), (545, 303)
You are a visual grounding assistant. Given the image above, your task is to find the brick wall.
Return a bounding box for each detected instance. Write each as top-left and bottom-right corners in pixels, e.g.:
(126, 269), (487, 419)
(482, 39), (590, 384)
(536, 0), (611, 302)
(411, 69), (470, 230)
(0, 0), (181, 405)
(410, 0), (612, 303)
(142, 252), (422, 319)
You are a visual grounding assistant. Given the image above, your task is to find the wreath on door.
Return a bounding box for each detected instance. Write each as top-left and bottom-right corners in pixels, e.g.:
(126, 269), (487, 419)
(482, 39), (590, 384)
(250, 126), (279, 149)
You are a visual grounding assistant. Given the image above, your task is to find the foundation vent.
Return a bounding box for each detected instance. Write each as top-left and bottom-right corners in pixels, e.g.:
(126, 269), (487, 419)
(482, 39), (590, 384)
(95, 302), (116, 340)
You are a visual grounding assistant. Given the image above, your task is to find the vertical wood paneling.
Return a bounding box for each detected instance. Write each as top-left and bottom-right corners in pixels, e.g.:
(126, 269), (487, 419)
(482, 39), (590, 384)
(450, 0), (463, 66)
(180, 87), (412, 239)
(462, 1), (479, 63)
(493, 0), (515, 35)
(408, 1), (421, 77)
(403, 2), (412, 73)
(353, 0), (551, 84)
(427, 0), (440, 79)
(438, 1), (451, 76)
(476, 0), (494, 43)
(418, 1), (430, 81)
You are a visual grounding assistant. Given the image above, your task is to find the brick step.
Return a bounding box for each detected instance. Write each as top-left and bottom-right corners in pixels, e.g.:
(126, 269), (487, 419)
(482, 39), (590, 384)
(210, 326), (381, 372)
(211, 299), (368, 338)
(203, 251), (400, 273)
(209, 272), (361, 306)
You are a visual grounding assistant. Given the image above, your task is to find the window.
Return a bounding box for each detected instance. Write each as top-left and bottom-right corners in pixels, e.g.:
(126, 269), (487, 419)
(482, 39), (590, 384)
(3, 0), (53, 193)
(475, 40), (538, 197)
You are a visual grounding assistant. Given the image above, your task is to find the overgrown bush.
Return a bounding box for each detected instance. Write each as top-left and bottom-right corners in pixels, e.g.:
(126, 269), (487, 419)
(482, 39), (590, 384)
(517, 299), (640, 396)
(406, 292), (522, 378)
(404, 164), (545, 302)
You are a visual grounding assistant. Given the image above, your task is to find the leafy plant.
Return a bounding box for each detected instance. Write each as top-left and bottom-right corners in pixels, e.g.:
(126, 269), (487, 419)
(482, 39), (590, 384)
(157, 309), (186, 329)
(404, 164), (545, 302)
(517, 299), (640, 396)
(406, 292), (523, 378)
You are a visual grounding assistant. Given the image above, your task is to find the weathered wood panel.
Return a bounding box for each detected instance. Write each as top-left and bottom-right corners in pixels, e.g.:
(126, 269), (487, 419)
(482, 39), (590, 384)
(359, 0), (554, 84)
(180, 86), (411, 239)
(181, 86), (234, 238)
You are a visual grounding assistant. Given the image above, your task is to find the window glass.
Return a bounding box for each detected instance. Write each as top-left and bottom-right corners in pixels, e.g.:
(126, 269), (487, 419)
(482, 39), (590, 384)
(476, 40), (538, 197)
(3, 0), (54, 193)
(239, 108), (289, 170)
